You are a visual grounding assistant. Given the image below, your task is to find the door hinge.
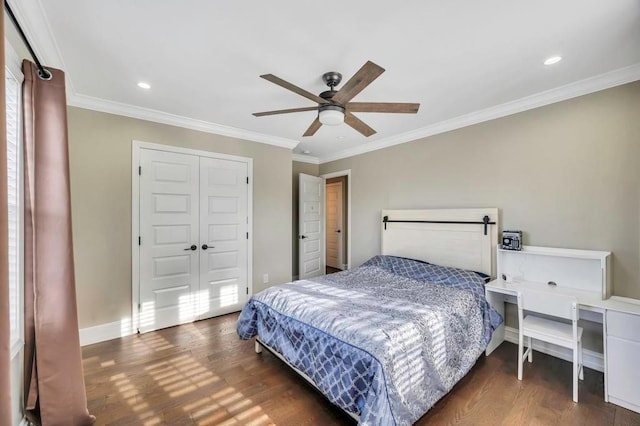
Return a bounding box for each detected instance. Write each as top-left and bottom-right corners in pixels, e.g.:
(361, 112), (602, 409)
(138, 166), (142, 175)
(138, 236), (141, 245)
(246, 287), (249, 295)
(246, 176), (249, 184)
(138, 303), (141, 310)
(246, 232), (249, 239)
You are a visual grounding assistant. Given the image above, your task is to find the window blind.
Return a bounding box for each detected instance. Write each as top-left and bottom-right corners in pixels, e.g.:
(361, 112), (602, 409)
(5, 68), (20, 345)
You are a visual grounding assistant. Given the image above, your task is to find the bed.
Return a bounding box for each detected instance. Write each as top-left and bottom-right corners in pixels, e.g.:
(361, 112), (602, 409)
(237, 208), (503, 425)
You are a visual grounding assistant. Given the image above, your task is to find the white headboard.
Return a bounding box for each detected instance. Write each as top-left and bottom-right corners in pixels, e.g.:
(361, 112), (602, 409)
(381, 208), (499, 277)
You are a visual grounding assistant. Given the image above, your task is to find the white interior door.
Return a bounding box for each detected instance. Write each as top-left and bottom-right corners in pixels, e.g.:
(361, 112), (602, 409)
(325, 182), (343, 270)
(198, 157), (248, 319)
(139, 149), (200, 333)
(298, 174), (325, 279)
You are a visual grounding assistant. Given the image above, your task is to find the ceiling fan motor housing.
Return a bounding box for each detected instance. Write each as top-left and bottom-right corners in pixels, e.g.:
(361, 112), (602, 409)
(322, 71), (342, 89)
(318, 103), (345, 114)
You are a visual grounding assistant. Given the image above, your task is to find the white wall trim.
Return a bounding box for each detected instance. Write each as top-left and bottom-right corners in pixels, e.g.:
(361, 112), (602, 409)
(320, 170), (352, 270)
(9, 0), (300, 151)
(13, 1), (640, 166)
(70, 94), (299, 150)
(7, 0), (76, 95)
(504, 326), (604, 373)
(318, 63), (640, 164)
(292, 154), (320, 164)
(6, 0), (66, 68)
(133, 139), (258, 163)
(79, 320), (134, 347)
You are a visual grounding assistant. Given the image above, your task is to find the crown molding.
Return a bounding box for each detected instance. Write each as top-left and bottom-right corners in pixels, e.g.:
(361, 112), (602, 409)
(69, 93), (300, 149)
(8, 0), (76, 95)
(318, 63), (640, 164)
(292, 154), (320, 164)
(12, 0), (639, 159)
(12, 0), (299, 151)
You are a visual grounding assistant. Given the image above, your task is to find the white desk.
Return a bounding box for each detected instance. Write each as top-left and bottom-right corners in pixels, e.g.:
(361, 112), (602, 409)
(485, 278), (640, 412)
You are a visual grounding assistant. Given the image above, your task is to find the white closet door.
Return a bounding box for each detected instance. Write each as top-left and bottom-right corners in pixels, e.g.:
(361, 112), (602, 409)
(198, 157), (249, 319)
(298, 174), (325, 279)
(139, 149), (200, 333)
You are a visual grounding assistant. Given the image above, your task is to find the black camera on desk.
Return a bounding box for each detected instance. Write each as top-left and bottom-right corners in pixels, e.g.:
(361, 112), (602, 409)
(502, 230), (522, 251)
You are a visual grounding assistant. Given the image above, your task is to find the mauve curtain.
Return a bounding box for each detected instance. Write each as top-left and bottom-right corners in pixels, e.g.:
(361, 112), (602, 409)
(22, 60), (94, 426)
(0, 13), (12, 426)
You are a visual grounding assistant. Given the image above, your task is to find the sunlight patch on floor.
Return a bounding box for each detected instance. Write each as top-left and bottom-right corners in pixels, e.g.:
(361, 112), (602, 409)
(94, 321), (279, 425)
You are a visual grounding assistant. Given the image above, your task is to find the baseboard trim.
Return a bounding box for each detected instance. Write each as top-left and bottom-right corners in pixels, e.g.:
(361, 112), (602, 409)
(609, 396), (640, 414)
(504, 326), (604, 373)
(79, 319), (134, 346)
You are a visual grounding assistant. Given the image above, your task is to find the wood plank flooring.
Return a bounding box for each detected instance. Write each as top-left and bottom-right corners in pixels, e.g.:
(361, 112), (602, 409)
(82, 313), (640, 425)
(326, 266), (342, 275)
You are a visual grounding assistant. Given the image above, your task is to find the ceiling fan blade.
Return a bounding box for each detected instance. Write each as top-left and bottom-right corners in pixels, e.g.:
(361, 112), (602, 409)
(344, 112), (376, 137)
(347, 102), (420, 114)
(261, 74), (329, 105)
(302, 117), (322, 137)
(253, 106), (318, 117)
(332, 61), (385, 105)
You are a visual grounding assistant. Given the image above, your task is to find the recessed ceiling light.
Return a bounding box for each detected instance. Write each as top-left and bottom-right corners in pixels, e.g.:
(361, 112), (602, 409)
(543, 56), (562, 66)
(137, 82), (151, 89)
(337, 136), (345, 140)
(303, 150), (312, 155)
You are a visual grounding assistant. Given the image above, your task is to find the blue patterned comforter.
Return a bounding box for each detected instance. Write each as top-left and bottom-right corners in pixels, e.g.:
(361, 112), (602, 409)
(237, 256), (503, 425)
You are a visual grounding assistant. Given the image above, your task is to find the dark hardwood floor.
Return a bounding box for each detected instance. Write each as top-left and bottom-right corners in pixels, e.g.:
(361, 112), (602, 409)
(326, 266), (342, 275)
(82, 313), (640, 425)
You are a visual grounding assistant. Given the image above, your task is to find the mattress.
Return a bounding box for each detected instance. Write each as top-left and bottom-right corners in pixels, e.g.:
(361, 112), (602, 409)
(237, 255), (503, 425)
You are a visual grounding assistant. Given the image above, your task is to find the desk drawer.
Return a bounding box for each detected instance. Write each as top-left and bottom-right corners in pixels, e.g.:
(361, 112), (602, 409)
(607, 311), (640, 342)
(607, 336), (640, 411)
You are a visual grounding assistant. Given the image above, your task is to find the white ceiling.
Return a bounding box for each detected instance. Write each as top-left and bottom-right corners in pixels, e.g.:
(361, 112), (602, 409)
(12, 0), (640, 162)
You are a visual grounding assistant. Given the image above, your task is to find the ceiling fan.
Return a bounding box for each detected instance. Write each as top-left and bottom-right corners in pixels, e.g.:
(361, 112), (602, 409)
(252, 61), (420, 137)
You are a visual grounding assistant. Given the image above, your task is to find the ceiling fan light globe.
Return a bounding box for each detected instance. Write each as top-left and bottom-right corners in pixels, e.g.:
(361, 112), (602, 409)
(319, 109), (344, 126)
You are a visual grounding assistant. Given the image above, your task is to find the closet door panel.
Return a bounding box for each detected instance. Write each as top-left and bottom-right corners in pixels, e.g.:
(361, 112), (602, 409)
(138, 149), (200, 332)
(198, 157), (248, 318)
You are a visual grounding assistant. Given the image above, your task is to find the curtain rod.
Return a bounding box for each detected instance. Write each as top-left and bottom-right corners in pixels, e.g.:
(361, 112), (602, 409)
(4, 0), (52, 79)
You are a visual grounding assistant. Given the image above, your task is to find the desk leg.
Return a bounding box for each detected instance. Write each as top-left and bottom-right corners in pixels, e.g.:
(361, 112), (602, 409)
(603, 312), (608, 403)
(486, 290), (506, 356)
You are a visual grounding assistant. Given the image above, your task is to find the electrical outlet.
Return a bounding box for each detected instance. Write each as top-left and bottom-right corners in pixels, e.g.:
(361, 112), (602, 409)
(263, 273), (269, 284)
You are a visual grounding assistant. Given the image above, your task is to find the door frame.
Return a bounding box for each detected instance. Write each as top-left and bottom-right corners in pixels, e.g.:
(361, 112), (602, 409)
(320, 169), (351, 270)
(131, 140), (253, 333)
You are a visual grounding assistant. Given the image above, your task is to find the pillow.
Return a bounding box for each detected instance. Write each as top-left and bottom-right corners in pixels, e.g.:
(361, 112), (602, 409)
(363, 255), (490, 285)
(474, 271), (492, 284)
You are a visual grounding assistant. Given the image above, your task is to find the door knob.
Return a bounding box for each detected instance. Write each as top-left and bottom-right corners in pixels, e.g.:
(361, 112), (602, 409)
(336, 229), (341, 233)
(184, 245), (197, 251)
(299, 235), (307, 239)
(202, 244), (209, 250)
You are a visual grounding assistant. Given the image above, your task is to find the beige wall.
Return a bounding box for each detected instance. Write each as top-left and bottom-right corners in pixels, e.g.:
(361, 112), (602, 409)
(292, 161), (319, 277)
(320, 81), (640, 299)
(68, 107), (293, 328)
